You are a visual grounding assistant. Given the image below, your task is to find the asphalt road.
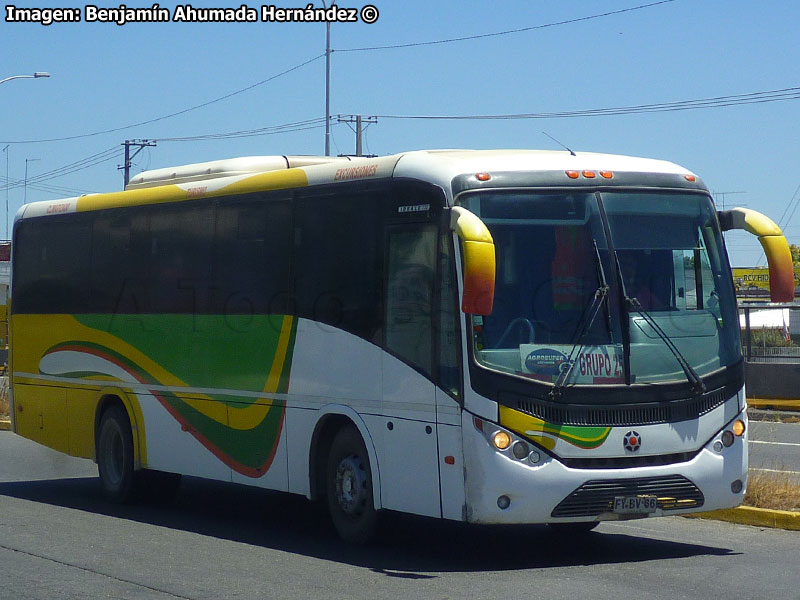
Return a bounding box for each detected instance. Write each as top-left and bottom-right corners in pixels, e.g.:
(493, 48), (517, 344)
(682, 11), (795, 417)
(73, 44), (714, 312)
(749, 420), (800, 481)
(1, 431), (799, 600)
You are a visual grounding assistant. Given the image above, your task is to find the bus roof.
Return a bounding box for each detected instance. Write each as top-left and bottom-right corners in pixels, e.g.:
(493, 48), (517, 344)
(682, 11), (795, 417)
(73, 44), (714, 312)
(17, 149), (702, 221)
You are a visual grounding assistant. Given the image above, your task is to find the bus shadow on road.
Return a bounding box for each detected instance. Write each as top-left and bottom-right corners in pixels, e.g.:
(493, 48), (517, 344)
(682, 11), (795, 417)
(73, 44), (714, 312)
(0, 475), (737, 573)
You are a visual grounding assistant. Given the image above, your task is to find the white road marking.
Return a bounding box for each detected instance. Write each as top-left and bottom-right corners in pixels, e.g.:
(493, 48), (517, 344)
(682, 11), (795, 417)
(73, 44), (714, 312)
(750, 468), (800, 476)
(749, 440), (800, 447)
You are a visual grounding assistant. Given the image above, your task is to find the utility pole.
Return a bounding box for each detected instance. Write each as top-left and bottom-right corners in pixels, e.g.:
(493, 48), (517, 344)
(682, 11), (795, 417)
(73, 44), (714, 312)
(336, 115), (377, 156)
(2, 145), (8, 240)
(322, 1), (333, 156)
(24, 158), (39, 205)
(120, 139), (157, 187)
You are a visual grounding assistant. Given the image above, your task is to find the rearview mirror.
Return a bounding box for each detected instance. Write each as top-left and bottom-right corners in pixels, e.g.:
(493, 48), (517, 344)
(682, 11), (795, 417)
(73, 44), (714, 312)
(450, 207), (495, 315)
(717, 207), (793, 302)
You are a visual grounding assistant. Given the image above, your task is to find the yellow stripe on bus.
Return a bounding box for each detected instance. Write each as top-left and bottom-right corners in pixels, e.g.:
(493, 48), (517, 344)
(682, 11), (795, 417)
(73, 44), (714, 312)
(75, 168), (309, 213)
(227, 315), (294, 431)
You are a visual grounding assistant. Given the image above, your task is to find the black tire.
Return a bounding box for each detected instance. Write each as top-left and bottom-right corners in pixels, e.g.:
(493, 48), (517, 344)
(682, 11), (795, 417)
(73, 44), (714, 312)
(326, 425), (378, 544)
(96, 405), (136, 503)
(547, 521), (600, 534)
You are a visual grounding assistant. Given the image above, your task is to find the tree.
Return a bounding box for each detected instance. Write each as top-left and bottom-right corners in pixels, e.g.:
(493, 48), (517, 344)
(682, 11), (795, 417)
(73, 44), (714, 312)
(791, 244), (800, 266)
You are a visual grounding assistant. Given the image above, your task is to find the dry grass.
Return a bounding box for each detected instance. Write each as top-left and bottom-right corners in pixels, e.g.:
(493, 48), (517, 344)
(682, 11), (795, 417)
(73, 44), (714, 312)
(0, 376), (8, 420)
(745, 469), (800, 511)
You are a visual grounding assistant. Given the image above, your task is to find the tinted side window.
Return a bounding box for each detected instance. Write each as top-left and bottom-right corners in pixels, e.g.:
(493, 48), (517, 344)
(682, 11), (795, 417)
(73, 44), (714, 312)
(294, 188), (383, 343)
(385, 225), (437, 376)
(212, 196), (291, 315)
(13, 216), (92, 314)
(90, 211), (149, 314)
(148, 204), (214, 313)
(437, 232), (461, 397)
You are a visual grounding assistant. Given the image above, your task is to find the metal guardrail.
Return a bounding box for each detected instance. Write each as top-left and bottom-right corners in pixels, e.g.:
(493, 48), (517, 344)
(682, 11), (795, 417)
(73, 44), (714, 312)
(739, 303), (800, 363)
(739, 303), (800, 400)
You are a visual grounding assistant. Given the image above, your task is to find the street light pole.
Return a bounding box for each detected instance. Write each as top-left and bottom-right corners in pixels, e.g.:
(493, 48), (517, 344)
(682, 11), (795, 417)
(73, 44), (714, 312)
(1, 72), (50, 226)
(0, 72), (50, 86)
(321, 2), (332, 156)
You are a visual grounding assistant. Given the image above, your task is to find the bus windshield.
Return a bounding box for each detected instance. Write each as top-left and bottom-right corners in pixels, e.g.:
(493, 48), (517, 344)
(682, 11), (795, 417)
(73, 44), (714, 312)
(460, 189), (739, 390)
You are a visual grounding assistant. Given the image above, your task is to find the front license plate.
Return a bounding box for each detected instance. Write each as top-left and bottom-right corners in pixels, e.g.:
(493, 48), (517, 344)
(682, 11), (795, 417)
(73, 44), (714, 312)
(612, 495), (658, 514)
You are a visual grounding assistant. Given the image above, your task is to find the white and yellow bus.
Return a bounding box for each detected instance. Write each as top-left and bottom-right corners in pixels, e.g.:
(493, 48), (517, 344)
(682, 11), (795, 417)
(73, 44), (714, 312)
(9, 150), (794, 542)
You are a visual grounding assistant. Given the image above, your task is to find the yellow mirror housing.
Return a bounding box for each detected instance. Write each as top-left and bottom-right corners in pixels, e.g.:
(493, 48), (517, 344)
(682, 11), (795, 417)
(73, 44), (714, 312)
(450, 207), (496, 315)
(718, 207), (794, 302)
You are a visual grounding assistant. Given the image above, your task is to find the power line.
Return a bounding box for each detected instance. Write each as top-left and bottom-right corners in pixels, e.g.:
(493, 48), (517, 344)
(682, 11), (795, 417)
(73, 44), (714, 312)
(0, 146), (121, 192)
(156, 118), (328, 142)
(780, 184), (800, 234)
(338, 0), (676, 52)
(376, 86), (800, 120)
(0, 54), (326, 145)
(3, 179), (97, 197)
(753, 182), (800, 266)
(775, 182), (800, 229)
(0, 4), (675, 146)
(146, 86), (800, 148)
(0, 118), (329, 195)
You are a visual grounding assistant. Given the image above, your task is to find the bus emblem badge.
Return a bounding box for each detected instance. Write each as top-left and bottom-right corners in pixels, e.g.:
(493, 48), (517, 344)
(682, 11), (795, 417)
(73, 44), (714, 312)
(623, 431), (641, 452)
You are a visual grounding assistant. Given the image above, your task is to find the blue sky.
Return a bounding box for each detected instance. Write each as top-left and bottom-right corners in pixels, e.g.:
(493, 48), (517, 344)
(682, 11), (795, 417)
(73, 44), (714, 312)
(1, 0), (798, 266)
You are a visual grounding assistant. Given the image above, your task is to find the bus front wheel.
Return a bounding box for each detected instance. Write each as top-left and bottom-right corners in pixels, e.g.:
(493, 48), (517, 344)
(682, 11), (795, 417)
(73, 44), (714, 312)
(326, 425), (378, 544)
(97, 405), (136, 503)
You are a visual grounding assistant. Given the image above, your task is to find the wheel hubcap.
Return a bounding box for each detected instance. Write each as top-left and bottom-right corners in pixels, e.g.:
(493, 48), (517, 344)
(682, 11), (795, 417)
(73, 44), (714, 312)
(335, 455), (367, 515)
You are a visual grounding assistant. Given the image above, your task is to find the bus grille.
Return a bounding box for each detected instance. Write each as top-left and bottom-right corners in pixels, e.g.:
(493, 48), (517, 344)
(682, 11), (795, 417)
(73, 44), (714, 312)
(551, 475), (705, 518)
(558, 450), (700, 470)
(506, 387), (728, 427)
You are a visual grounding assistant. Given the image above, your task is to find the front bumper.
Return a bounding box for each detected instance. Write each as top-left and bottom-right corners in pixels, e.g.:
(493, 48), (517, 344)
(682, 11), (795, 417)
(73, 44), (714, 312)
(463, 409), (748, 524)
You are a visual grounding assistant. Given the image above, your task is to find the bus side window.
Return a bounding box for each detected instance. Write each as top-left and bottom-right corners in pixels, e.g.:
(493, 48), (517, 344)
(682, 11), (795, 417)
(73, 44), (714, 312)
(212, 197), (291, 316)
(294, 190), (383, 343)
(14, 217), (91, 314)
(91, 212), (149, 314)
(438, 232), (461, 398)
(385, 225), (437, 377)
(148, 205), (214, 314)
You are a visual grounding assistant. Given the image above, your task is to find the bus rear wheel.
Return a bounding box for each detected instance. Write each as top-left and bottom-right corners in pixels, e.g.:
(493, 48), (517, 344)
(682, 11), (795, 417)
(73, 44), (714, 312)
(326, 425), (378, 544)
(97, 405), (136, 503)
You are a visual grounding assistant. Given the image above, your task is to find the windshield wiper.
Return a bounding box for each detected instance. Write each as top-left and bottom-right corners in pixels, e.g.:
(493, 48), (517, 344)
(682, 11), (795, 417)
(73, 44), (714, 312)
(594, 240), (613, 338)
(550, 241), (610, 400)
(627, 297), (707, 396)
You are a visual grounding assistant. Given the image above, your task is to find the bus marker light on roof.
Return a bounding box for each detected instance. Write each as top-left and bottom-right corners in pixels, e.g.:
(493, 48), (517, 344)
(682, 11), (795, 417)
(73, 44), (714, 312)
(600, 171), (614, 179)
(476, 172), (491, 181)
(684, 174), (697, 182)
(566, 170), (579, 179)
(583, 170), (596, 178)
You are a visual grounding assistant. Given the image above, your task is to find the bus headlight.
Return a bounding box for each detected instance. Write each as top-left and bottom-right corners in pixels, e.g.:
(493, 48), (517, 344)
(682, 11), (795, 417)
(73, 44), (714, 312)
(721, 430), (735, 447)
(512, 441), (529, 460)
(492, 431), (512, 450)
(475, 417), (548, 466)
